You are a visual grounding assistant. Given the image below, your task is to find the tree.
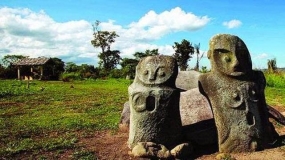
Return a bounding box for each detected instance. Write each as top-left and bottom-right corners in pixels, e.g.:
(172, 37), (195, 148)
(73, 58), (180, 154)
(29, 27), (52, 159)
(0, 55), (28, 79)
(193, 43), (204, 71)
(65, 62), (79, 73)
(75, 64), (96, 78)
(2, 55), (27, 67)
(267, 58), (277, 73)
(62, 62), (98, 80)
(44, 57), (65, 80)
(133, 49), (159, 60)
(0, 64), (5, 78)
(91, 20), (121, 71)
(98, 50), (121, 71)
(121, 58), (139, 79)
(172, 39), (194, 71)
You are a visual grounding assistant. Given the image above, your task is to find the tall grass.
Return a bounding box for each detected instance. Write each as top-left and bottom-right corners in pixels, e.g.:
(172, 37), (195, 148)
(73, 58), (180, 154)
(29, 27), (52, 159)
(264, 71), (285, 107)
(264, 71), (285, 88)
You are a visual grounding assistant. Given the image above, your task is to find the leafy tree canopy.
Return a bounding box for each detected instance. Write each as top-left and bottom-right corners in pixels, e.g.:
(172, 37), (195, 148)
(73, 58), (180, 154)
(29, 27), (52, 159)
(2, 54), (27, 67)
(172, 39), (194, 71)
(133, 49), (159, 60)
(98, 50), (121, 71)
(91, 20), (121, 71)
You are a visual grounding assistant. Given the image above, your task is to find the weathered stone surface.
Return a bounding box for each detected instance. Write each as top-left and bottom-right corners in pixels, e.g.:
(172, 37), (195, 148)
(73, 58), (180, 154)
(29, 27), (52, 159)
(120, 88), (217, 145)
(180, 88), (213, 126)
(120, 88), (213, 126)
(199, 34), (278, 153)
(170, 143), (193, 158)
(131, 142), (171, 159)
(175, 70), (200, 90)
(119, 102), (130, 132)
(131, 142), (193, 159)
(268, 105), (285, 125)
(128, 55), (182, 150)
(180, 88), (216, 145)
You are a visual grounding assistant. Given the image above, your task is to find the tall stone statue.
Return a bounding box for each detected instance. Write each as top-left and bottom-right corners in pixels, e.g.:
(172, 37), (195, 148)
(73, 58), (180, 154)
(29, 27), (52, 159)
(198, 34), (278, 153)
(128, 55), (190, 158)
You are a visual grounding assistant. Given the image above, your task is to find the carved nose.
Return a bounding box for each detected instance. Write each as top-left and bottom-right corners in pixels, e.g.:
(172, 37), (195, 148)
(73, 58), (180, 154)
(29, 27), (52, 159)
(232, 58), (242, 71)
(148, 72), (156, 81)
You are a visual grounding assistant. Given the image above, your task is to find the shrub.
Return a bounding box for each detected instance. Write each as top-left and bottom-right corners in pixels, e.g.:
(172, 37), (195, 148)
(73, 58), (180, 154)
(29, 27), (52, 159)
(264, 71), (285, 88)
(108, 69), (124, 78)
(60, 72), (82, 82)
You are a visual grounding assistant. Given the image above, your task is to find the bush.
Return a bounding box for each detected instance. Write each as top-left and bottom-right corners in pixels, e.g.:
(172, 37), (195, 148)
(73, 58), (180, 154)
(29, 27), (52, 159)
(60, 72), (82, 82)
(264, 71), (285, 88)
(108, 69), (124, 78)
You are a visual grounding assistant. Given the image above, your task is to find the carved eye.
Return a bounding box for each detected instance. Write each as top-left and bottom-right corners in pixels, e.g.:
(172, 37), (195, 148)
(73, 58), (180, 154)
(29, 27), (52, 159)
(224, 56), (231, 62)
(249, 88), (258, 102)
(143, 70), (148, 75)
(215, 49), (229, 54)
(231, 91), (244, 108)
(232, 92), (240, 101)
(158, 71), (165, 77)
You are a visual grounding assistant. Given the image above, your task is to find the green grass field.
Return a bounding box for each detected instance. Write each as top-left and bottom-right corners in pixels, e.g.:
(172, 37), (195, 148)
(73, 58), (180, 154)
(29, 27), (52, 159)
(0, 74), (285, 159)
(0, 79), (131, 159)
(264, 72), (285, 106)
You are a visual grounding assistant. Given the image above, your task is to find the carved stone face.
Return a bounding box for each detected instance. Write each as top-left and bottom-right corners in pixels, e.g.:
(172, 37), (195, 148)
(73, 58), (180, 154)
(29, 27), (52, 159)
(208, 34), (252, 76)
(136, 56), (177, 85)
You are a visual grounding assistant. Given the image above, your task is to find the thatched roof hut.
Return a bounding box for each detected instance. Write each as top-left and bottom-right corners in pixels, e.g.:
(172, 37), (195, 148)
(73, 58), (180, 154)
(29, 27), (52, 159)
(13, 57), (52, 80)
(13, 57), (50, 66)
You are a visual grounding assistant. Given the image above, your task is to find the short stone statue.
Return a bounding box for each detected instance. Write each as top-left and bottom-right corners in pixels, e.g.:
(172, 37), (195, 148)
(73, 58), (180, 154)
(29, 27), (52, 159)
(198, 34), (279, 153)
(128, 55), (191, 158)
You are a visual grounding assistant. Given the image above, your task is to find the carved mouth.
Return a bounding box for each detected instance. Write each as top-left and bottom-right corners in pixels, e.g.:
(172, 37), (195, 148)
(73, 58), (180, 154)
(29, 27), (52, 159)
(246, 112), (255, 125)
(230, 65), (246, 76)
(146, 96), (156, 111)
(230, 72), (245, 76)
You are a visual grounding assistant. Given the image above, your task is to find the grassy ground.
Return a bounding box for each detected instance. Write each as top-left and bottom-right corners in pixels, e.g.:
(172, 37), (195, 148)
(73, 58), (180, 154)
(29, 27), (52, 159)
(265, 71), (285, 108)
(266, 87), (285, 108)
(0, 79), (130, 159)
(1, 74), (285, 159)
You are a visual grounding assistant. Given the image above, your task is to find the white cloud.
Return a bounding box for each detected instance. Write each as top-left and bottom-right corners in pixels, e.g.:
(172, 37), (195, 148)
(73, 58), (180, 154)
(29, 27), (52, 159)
(0, 7), (97, 64)
(0, 7), (210, 66)
(223, 19), (242, 29)
(251, 53), (270, 69)
(101, 7), (210, 57)
(128, 7), (210, 41)
(255, 53), (268, 59)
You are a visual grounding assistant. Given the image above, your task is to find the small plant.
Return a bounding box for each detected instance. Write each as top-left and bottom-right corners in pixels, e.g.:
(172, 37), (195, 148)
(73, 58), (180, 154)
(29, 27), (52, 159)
(72, 149), (97, 160)
(216, 153), (236, 160)
(200, 66), (209, 73)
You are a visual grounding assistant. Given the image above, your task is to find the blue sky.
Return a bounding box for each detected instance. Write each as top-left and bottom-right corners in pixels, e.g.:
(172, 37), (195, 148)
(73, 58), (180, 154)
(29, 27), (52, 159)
(0, 0), (285, 69)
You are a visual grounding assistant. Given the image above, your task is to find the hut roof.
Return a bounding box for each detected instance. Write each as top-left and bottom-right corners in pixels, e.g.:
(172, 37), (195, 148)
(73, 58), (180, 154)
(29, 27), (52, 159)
(13, 57), (50, 66)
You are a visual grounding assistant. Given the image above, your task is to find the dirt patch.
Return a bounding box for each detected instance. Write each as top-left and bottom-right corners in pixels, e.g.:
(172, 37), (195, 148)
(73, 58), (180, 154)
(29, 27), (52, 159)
(79, 130), (131, 160)
(10, 108), (285, 160)
(80, 119), (285, 159)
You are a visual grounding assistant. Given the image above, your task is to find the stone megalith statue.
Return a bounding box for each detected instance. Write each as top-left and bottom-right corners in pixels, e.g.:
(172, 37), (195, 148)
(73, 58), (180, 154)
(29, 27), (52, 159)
(128, 55), (191, 158)
(198, 34), (279, 153)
